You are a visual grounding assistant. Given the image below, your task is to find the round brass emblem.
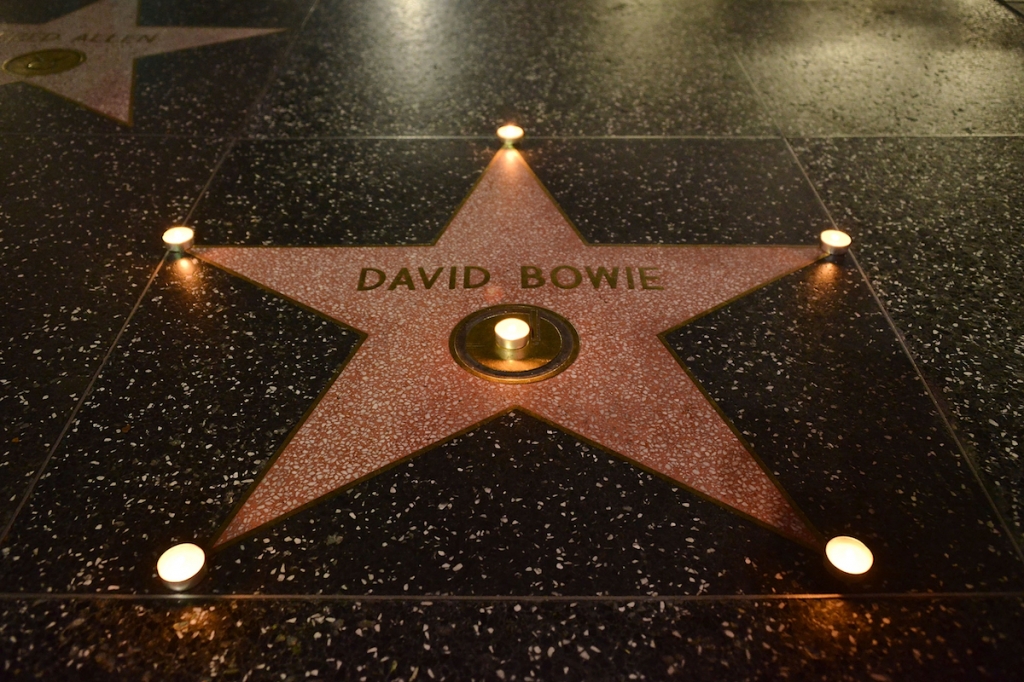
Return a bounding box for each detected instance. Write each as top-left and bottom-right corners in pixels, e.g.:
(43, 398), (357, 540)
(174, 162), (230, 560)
(450, 304), (579, 384)
(3, 49), (86, 77)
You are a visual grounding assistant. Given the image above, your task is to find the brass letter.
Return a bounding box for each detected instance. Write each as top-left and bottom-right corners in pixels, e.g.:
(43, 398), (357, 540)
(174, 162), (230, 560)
(638, 267), (663, 290)
(551, 265), (582, 289)
(585, 266), (619, 289)
(463, 266), (490, 289)
(388, 267), (415, 290)
(418, 266), (444, 289)
(521, 265), (545, 288)
(357, 268), (385, 291)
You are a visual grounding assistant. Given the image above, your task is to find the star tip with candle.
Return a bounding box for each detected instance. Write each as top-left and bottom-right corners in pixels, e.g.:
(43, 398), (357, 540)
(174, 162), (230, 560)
(819, 229), (852, 257)
(497, 124), (524, 148)
(157, 542), (207, 592)
(163, 226), (195, 253)
(824, 535), (874, 580)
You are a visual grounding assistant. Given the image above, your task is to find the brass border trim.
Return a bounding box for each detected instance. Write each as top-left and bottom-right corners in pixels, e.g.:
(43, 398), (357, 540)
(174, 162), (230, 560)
(449, 304), (579, 384)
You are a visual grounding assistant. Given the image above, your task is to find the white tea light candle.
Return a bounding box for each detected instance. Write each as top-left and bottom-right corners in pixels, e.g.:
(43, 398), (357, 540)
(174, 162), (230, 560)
(162, 226), (195, 252)
(825, 535), (873, 576)
(819, 229), (852, 256)
(495, 317), (530, 350)
(497, 125), (524, 147)
(157, 542), (206, 591)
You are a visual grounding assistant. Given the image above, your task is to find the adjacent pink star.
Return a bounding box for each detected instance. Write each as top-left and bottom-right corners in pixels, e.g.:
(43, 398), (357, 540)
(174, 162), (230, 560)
(196, 149), (825, 549)
(0, 0), (281, 124)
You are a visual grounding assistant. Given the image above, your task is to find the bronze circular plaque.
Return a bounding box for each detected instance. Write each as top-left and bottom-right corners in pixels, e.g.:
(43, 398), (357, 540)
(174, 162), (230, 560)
(3, 49), (86, 77)
(450, 304), (579, 384)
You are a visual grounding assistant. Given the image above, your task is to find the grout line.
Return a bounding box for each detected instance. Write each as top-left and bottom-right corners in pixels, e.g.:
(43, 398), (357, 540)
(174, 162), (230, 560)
(183, 137), (243, 226)
(182, 0), (323, 225)
(3, 132), (1024, 142)
(732, 49), (1024, 567)
(780, 134), (839, 226)
(244, 133), (1024, 141)
(995, 0), (1024, 18)
(850, 250), (1024, 566)
(785, 133), (1024, 139)
(0, 256), (169, 548)
(0, 591), (1022, 603)
(237, 134), (785, 141)
(0, 132), (230, 140)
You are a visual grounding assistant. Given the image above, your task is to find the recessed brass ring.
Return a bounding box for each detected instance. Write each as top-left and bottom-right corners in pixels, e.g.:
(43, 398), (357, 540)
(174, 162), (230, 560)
(449, 304), (579, 384)
(3, 49), (86, 77)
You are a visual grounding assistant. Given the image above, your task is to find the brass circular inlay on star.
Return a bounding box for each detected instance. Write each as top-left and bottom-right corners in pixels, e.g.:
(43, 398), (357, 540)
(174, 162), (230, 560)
(3, 49), (87, 77)
(450, 304), (579, 384)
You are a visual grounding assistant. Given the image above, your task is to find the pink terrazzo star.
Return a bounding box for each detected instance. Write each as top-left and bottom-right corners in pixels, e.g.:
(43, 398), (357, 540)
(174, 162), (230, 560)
(0, 0), (281, 124)
(196, 149), (825, 549)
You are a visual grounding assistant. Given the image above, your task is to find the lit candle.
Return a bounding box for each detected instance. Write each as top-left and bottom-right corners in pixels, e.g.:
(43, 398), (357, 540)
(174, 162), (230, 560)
(162, 226), (195, 252)
(819, 229), (852, 256)
(157, 542), (206, 591)
(497, 124), (524, 148)
(825, 535), (873, 576)
(495, 317), (530, 350)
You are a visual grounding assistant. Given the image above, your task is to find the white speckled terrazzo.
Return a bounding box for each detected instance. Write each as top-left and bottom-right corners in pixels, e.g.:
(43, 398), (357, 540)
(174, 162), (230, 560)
(197, 149), (822, 547)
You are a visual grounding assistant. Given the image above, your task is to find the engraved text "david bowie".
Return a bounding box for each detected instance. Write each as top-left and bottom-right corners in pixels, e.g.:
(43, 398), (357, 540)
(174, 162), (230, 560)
(356, 266), (663, 291)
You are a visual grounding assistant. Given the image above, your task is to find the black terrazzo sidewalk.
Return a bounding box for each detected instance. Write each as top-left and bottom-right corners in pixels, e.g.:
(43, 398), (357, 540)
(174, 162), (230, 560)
(2, 0), (1024, 679)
